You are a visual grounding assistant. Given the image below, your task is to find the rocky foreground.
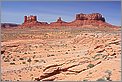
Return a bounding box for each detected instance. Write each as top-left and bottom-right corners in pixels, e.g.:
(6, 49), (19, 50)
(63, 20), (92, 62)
(1, 27), (121, 81)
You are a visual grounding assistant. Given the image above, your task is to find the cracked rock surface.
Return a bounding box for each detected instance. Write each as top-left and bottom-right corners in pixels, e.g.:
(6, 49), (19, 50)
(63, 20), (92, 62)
(1, 27), (121, 81)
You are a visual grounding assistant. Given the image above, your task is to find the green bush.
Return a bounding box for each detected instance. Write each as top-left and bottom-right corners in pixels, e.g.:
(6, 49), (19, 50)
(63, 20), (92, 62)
(92, 53), (102, 59)
(87, 64), (94, 69)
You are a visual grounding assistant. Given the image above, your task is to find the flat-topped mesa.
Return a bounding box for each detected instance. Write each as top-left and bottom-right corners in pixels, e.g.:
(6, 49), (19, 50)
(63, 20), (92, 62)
(22, 15), (48, 27)
(76, 13), (105, 22)
(21, 13), (119, 28)
(24, 15), (37, 23)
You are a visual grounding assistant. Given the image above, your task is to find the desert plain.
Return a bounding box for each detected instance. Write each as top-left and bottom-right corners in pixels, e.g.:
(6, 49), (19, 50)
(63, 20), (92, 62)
(1, 26), (121, 81)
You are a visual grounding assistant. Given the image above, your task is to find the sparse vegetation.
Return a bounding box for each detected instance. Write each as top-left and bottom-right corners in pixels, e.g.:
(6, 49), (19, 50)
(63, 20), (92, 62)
(19, 58), (24, 60)
(47, 54), (54, 57)
(87, 64), (95, 69)
(10, 62), (15, 65)
(2, 56), (5, 59)
(96, 78), (106, 81)
(22, 62), (26, 64)
(4, 59), (10, 62)
(92, 53), (102, 59)
(33, 55), (36, 58)
(105, 70), (112, 76)
(102, 55), (108, 59)
(34, 60), (39, 62)
(1, 26), (121, 81)
(27, 58), (32, 63)
(83, 79), (88, 81)
(13, 58), (16, 61)
(104, 70), (112, 81)
(24, 52), (27, 54)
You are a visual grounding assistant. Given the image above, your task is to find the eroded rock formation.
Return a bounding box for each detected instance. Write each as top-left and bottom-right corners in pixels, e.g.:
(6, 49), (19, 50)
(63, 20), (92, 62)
(76, 13), (105, 22)
(50, 17), (67, 26)
(22, 15), (48, 27)
(21, 13), (119, 28)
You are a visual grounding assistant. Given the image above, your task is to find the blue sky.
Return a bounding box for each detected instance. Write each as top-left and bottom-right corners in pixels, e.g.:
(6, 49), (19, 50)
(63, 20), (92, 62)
(1, 1), (121, 25)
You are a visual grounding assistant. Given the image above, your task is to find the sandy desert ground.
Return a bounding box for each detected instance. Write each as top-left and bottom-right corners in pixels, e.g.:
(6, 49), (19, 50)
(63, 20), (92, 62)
(1, 27), (121, 81)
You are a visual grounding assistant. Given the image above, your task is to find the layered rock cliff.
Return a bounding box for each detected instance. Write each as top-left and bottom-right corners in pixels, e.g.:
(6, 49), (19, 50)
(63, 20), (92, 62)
(21, 13), (119, 28)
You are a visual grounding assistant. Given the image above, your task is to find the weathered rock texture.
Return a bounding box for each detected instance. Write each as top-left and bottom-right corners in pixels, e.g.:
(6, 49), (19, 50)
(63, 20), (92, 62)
(76, 13), (105, 22)
(50, 17), (67, 26)
(22, 15), (48, 27)
(21, 13), (119, 28)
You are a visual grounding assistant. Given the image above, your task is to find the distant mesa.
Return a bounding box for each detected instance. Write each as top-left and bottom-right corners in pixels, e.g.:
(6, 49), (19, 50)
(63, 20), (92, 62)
(21, 13), (119, 28)
(22, 15), (48, 27)
(75, 13), (105, 22)
(1, 23), (19, 28)
(50, 17), (67, 26)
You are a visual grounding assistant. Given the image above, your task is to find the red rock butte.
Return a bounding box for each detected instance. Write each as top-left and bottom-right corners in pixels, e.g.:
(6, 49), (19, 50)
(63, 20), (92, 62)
(21, 13), (118, 28)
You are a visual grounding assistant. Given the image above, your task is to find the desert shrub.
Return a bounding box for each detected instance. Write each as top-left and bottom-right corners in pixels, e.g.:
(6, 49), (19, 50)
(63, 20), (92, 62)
(33, 55), (36, 58)
(34, 60), (39, 62)
(10, 62), (15, 65)
(1, 50), (5, 54)
(4, 59), (10, 62)
(19, 58), (24, 60)
(27, 58), (32, 63)
(105, 70), (112, 75)
(22, 62), (26, 64)
(102, 55), (108, 59)
(83, 79), (88, 81)
(92, 53), (102, 59)
(96, 78), (106, 81)
(2, 56), (5, 59)
(65, 52), (68, 54)
(87, 64), (94, 69)
(95, 58), (100, 60)
(24, 52), (27, 54)
(13, 58), (16, 61)
(105, 70), (112, 81)
(33, 52), (36, 54)
(47, 54), (54, 57)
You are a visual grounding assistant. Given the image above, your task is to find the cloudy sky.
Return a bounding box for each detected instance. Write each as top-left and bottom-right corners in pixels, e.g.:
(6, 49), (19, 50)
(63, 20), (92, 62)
(1, 1), (121, 26)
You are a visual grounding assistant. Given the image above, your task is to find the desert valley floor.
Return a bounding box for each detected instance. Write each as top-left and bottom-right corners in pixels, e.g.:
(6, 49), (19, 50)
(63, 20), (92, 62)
(1, 27), (121, 81)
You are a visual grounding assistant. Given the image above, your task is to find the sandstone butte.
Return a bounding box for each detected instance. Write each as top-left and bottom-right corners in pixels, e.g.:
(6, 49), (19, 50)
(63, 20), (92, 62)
(21, 13), (119, 28)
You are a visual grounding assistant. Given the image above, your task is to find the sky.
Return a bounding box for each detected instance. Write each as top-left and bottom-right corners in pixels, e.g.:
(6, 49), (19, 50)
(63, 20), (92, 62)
(1, 1), (121, 26)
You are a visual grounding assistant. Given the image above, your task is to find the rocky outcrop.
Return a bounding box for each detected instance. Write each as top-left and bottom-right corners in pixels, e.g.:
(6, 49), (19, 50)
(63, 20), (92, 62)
(24, 15), (37, 23)
(22, 15), (48, 27)
(21, 13), (119, 28)
(50, 17), (67, 26)
(67, 13), (117, 28)
(76, 13), (105, 22)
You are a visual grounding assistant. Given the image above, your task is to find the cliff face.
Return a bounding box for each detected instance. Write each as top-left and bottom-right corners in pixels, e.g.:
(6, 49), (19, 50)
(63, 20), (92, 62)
(50, 17), (67, 26)
(21, 13), (118, 28)
(76, 13), (105, 22)
(22, 15), (48, 27)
